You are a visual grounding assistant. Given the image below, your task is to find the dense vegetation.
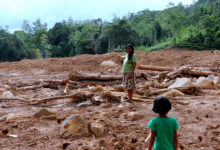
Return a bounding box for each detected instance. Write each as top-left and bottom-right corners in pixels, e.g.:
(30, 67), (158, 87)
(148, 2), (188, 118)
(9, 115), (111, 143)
(0, 0), (219, 62)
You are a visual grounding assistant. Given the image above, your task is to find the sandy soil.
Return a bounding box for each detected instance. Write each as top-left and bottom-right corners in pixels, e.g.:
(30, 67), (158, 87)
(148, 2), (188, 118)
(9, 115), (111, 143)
(0, 48), (219, 150)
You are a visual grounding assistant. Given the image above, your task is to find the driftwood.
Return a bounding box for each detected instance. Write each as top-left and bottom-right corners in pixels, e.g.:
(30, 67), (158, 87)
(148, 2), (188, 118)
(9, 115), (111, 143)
(146, 88), (169, 96)
(138, 65), (173, 72)
(16, 84), (44, 91)
(15, 80), (78, 91)
(43, 79), (78, 85)
(69, 71), (143, 81)
(138, 65), (220, 77)
(31, 91), (94, 105)
(31, 94), (76, 105)
(69, 71), (122, 81)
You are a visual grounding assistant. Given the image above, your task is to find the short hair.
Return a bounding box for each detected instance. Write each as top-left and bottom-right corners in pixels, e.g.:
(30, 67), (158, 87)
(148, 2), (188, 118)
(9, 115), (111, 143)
(152, 96), (172, 114)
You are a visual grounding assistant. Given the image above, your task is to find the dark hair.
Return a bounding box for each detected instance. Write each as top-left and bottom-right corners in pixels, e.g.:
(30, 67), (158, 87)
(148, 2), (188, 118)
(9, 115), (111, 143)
(152, 96), (172, 114)
(126, 44), (134, 60)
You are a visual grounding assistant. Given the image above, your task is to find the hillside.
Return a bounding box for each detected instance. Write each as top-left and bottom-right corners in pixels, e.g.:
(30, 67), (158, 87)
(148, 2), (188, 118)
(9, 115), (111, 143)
(0, 48), (219, 150)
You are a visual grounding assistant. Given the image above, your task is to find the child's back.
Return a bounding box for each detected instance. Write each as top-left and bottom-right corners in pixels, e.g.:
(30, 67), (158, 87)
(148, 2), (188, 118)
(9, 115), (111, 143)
(148, 96), (179, 150)
(148, 116), (179, 150)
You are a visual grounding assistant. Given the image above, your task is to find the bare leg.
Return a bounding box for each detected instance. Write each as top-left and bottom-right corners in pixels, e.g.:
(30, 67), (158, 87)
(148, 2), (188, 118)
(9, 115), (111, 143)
(128, 89), (133, 102)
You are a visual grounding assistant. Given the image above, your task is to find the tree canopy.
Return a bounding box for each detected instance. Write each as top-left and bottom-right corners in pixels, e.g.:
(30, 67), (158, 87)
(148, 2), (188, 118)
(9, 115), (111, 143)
(0, 0), (219, 62)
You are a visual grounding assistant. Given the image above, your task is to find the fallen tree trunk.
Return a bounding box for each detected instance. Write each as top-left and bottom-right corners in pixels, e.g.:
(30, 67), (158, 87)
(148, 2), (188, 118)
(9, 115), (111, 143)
(31, 94), (75, 105)
(16, 84), (44, 91)
(138, 65), (220, 77)
(31, 91), (94, 105)
(43, 79), (78, 85)
(69, 71), (122, 81)
(138, 65), (173, 72)
(146, 88), (169, 96)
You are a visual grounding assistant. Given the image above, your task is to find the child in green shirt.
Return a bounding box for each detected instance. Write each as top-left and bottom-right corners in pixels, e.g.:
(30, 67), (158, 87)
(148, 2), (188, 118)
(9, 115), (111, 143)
(148, 96), (179, 150)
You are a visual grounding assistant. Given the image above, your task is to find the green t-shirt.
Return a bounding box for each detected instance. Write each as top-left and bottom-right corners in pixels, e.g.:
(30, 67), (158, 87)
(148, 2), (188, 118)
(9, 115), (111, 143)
(148, 117), (179, 150)
(122, 54), (137, 73)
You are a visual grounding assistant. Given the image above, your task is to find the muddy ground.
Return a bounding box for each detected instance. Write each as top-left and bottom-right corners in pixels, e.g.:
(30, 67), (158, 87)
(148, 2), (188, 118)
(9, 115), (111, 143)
(0, 48), (219, 150)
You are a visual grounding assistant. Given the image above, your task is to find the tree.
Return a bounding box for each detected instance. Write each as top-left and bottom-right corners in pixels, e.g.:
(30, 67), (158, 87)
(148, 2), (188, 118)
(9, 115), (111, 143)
(32, 18), (47, 33)
(40, 33), (51, 58)
(22, 20), (32, 33)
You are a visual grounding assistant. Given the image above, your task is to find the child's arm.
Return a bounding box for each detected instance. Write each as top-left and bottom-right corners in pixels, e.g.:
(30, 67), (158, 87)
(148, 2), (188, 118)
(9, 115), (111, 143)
(148, 130), (155, 150)
(174, 130), (178, 150)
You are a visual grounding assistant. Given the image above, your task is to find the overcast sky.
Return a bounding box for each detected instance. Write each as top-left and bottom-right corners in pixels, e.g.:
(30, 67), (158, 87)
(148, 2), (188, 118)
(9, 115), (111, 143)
(0, 0), (196, 32)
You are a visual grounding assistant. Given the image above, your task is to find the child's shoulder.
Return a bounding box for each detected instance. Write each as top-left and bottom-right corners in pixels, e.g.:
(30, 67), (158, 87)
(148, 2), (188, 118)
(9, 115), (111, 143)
(168, 116), (178, 120)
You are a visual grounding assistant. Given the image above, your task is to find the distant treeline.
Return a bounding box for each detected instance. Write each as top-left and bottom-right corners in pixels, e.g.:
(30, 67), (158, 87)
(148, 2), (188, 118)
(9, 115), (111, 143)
(0, 0), (219, 62)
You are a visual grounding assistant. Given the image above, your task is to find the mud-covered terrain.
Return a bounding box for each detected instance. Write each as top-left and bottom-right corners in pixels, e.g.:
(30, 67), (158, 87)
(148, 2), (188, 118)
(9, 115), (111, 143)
(0, 48), (219, 150)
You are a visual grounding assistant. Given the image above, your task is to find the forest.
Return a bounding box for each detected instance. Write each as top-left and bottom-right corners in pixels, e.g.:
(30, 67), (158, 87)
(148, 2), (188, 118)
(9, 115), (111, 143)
(0, 0), (219, 62)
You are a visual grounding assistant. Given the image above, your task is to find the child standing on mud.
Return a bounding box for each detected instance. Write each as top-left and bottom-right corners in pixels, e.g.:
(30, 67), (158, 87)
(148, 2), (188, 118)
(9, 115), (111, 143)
(147, 96), (179, 150)
(118, 44), (137, 103)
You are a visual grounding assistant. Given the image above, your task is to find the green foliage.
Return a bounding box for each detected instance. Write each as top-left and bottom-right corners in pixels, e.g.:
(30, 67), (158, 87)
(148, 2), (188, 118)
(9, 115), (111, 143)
(25, 48), (42, 59)
(1, 0), (220, 62)
(147, 42), (170, 51)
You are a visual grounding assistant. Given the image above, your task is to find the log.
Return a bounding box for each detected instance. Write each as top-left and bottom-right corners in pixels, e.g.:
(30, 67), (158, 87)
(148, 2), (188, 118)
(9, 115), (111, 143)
(31, 94), (75, 105)
(146, 88), (169, 96)
(43, 79), (78, 85)
(69, 71), (122, 81)
(31, 91), (94, 105)
(138, 65), (173, 72)
(138, 65), (220, 77)
(181, 68), (219, 77)
(16, 84), (44, 91)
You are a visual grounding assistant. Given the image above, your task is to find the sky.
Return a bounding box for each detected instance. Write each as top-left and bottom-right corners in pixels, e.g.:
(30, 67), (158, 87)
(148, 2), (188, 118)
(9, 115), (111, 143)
(0, 0), (196, 33)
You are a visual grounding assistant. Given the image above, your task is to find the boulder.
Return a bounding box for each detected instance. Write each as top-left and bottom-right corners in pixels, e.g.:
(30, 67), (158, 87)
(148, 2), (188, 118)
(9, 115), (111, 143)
(100, 103), (112, 108)
(60, 115), (89, 138)
(89, 122), (104, 137)
(127, 112), (144, 121)
(33, 108), (56, 118)
(216, 90), (220, 95)
(1, 91), (14, 98)
(168, 78), (196, 94)
(196, 77), (214, 89)
(168, 78), (194, 89)
(100, 60), (118, 67)
(213, 77), (220, 89)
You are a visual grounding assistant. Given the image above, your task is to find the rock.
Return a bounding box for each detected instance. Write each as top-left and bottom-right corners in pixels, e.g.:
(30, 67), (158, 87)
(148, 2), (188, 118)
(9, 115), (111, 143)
(168, 78), (194, 89)
(196, 77), (214, 89)
(213, 76), (220, 89)
(91, 96), (103, 105)
(33, 108), (56, 118)
(162, 89), (185, 97)
(118, 103), (131, 109)
(41, 115), (57, 120)
(89, 122), (104, 137)
(60, 115), (90, 138)
(1, 91), (14, 98)
(168, 78), (197, 94)
(6, 113), (29, 121)
(100, 60), (118, 67)
(127, 112), (144, 121)
(216, 90), (220, 95)
(101, 92), (121, 103)
(70, 91), (94, 103)
(100, 103), (112, 108)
